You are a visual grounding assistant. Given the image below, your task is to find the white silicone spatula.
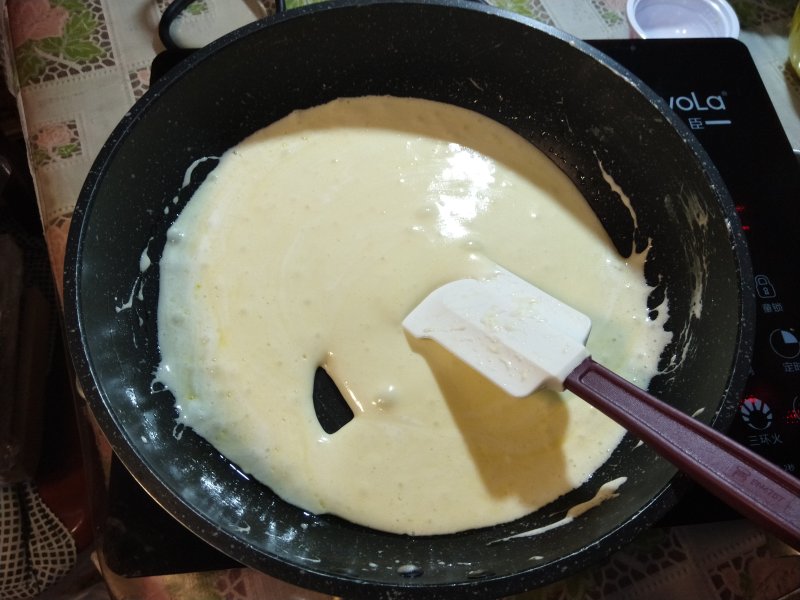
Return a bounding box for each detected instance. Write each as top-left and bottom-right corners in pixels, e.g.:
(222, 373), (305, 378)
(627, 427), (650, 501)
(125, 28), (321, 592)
(403, 267), (800, 549)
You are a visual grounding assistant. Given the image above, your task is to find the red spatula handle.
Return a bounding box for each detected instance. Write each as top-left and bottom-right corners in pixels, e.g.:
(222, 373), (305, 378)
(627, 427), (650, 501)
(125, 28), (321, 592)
(565, 357), (800, 550)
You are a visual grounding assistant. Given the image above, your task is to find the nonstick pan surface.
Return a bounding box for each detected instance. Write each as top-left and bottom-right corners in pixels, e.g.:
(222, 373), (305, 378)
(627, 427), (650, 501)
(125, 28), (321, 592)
(64, 1), (754, 597)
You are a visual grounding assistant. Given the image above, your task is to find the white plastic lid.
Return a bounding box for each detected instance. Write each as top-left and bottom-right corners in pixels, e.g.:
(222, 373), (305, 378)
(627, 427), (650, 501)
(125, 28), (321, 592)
(626, 0), (740, 39)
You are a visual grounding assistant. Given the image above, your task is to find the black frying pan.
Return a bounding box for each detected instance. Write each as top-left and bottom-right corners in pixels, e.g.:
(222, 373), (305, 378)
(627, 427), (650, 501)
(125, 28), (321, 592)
(63, 1), (754, 597)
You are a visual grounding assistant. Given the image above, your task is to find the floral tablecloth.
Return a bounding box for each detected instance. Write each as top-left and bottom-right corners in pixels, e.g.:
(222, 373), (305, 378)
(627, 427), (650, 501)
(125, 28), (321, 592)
(4, 0), (800, 300)
(1, 1), (800, 599)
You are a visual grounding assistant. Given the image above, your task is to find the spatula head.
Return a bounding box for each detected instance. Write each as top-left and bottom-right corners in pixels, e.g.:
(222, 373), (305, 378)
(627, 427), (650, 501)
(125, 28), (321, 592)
(403, 267), (592, 397)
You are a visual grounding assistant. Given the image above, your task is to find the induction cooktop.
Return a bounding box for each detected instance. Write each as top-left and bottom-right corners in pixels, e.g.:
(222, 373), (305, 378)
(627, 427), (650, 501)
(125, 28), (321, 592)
(100, 36), (800, 578)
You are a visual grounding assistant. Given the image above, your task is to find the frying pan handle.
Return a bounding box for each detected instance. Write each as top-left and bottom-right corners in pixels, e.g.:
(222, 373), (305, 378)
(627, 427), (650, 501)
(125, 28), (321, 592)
(158, 0), (287, 51)
(565, 357), (800, 550)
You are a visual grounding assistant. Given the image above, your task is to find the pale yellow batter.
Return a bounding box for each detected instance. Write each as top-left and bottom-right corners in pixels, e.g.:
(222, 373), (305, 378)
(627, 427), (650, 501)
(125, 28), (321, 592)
(156, 96), (671, 535)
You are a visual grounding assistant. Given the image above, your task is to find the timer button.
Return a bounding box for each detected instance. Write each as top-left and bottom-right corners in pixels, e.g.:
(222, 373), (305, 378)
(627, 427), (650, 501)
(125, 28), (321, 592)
(769, 328), (800, 359)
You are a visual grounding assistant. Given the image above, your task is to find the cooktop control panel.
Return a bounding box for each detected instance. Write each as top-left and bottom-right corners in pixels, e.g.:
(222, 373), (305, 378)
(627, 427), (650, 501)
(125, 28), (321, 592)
(591, 38), (800, 475)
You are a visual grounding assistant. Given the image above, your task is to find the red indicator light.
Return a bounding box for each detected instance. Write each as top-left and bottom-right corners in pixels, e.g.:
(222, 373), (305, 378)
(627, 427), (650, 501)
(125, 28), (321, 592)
(734, 205), (749, 231)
